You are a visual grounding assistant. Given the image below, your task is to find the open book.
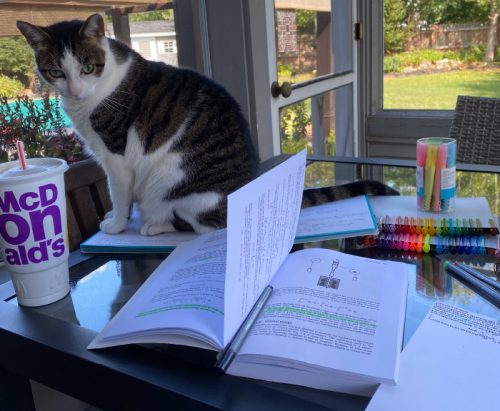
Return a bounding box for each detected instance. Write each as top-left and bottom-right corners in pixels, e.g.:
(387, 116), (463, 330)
(88, 151), (410, 395)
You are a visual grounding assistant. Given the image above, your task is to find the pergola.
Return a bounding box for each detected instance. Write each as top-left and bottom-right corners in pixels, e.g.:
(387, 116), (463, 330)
(0, 1), (172, 44)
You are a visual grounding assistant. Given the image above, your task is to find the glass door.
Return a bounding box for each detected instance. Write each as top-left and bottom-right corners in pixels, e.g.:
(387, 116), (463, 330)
(248, 0), (358, 168)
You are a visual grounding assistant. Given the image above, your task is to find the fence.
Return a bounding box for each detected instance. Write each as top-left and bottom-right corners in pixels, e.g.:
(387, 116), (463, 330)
(410, 23), (500, 50)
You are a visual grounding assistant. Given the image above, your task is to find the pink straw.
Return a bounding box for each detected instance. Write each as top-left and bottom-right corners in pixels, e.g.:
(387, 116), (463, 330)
(16, 140), (27, 170)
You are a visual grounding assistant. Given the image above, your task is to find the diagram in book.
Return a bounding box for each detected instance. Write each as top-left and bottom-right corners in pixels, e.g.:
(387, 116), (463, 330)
(317, 258), (341, 289)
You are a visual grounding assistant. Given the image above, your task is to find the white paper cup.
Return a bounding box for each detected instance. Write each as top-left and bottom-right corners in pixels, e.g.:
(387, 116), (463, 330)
(0, 158), (69, 307)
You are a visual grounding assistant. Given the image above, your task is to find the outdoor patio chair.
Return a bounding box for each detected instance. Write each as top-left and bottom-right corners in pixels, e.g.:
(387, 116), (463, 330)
(65, 158), (112, 251)
(449, 95), (500, 166)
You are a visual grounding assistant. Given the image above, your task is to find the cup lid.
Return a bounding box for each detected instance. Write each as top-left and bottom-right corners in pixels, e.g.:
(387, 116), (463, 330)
(0, 158), (68, 185)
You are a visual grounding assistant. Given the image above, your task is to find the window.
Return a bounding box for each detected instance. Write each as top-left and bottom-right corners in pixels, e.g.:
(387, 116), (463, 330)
(162, 40), (176, 53)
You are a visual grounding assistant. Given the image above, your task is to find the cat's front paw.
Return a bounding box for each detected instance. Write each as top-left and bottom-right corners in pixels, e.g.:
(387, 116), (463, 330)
(100, 216), (128, 234)
(103, 210), (114, 220)
(140, 222), (175, 236)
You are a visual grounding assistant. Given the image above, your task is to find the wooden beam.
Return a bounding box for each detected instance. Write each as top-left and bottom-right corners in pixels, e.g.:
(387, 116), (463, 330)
(106, 2), (172, 16)
(111, 7), (131, 46)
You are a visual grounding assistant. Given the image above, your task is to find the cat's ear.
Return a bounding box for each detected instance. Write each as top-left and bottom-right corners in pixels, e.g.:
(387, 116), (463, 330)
(79, 13), (105, 40)
(16, 21), (50, 48)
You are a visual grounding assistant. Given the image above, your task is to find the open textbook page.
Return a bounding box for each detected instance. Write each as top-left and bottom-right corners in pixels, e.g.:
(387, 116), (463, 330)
(228, 248), (410, 396)
(367, 302), (499, 411)
(224, 150), (306, 346)
(87, 230), (227, 350)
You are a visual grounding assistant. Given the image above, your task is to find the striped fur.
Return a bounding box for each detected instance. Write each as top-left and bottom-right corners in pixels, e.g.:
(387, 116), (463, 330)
(18, 14), (397, 235)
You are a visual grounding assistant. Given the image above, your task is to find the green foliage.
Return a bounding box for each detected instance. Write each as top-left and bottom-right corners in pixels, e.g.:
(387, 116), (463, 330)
(278, 63), (293, 77)
(384, 49), (463, 72)
(0, 93), (86, 164)
(0, 37), (35, 87)
(460, 44), (486, 62)
(128, 10), (174, 22)
(411, 0), (492, 25)
(280, 100), (311, 155)
(384, 0), (407, 54)
(384, 55), (402, 73)
(296, 9), (316, 35)
(0, 76), (23, 98)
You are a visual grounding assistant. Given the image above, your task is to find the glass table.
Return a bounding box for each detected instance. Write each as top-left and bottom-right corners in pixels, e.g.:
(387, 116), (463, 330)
(0, 159), (498, 411)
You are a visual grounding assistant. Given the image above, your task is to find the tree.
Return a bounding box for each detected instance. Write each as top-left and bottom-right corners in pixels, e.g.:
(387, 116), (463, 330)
(384, 0), (407, 54)
(0, 37), (34, 87)
(128, 10), (173, 22)
(485, 0), (499, 62)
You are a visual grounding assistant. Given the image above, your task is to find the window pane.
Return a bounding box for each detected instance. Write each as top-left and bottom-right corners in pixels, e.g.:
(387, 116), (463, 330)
(383, 0), (500, 109)
(274, 0), (352, 85)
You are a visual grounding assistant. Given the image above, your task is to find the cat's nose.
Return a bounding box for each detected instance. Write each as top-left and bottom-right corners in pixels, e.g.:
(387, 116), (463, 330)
(68, 81), (83, 98)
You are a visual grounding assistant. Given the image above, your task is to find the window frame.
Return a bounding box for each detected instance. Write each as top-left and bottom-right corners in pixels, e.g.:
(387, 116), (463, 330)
(359, 0), (454, 160)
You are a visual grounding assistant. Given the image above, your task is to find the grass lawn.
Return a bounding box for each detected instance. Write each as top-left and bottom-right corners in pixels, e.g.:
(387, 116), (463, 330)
(383, 67), (500, 109)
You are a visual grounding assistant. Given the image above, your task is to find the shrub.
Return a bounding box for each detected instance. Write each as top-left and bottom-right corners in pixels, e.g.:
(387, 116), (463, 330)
(0, 37), (35, 87)
(0, 92), (86, 164)
(460, 45), (485, 63)
(384, 55), (402, 73)
(0, 75), (23, 98)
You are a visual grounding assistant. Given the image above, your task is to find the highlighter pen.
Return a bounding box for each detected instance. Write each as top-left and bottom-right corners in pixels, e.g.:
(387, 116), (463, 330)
(409, 217), (416, 234)
(436, 235), (443, 254)
(416, 233), (424, 253)
(457, 236), (465, 254)
(488, 218), (499, 235)
(462, 218), (469, 235)
(416, 141), (427, 209)
(423, 233), (431, 253)
(478, 236), (486, 255)
(455, 219), (461, 236)
(428, 218), (436, 236)
(389, 216), (396, 233)
(435, 218), (441, 236)
(476, 218), (483, 234)
(432, 144), (447, 211)
(449, 236), (457, 254)
(442, 236), (450, 254)
(464, 236), (472, 254)
(409, 233), (417, 252)
(403, 216), (409, 233)
(416, 217), (422, 235)
(403, 233), (410, 251)
(469, 218), (476, 234)
(441, 142), (456, 212)
(389, 232), (397, 249)
(442, 260), (500, 309)
(448, 218), (455, 236)
(396, 216), (403, 233)
(471, 236), (479, 254)
(441, 218), (448, 236)
(423, 144), (437, 211)
(423, 217), (429, 235)
(396, 233), (404, 250)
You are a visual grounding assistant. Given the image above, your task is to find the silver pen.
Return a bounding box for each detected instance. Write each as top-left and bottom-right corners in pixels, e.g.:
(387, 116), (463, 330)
(215, 284), (274, 373)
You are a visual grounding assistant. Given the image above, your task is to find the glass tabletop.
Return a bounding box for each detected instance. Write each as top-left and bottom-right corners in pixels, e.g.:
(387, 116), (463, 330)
(2, 157), (498, 410)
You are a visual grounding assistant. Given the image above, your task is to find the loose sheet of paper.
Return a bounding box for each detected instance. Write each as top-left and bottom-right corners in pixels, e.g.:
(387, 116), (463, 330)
(88, 229), (227, 350)
(367, 302), (500, 411)
(224, 150), (307, 346)
(296, 195), (378, 242)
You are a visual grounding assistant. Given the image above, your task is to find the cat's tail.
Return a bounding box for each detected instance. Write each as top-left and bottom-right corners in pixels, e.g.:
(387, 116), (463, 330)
(302, 180), (399, 208)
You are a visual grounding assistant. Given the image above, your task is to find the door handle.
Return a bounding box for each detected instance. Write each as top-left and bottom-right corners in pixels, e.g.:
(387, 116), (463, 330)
(271, 81), (292, 98)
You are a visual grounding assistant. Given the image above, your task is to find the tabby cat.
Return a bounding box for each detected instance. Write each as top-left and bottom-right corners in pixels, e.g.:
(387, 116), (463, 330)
(17, 14), (397, 235)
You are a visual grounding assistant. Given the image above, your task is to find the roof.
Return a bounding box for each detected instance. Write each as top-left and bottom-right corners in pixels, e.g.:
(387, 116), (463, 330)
(0, 1), (172, 37)
(106, 20), (175, 36)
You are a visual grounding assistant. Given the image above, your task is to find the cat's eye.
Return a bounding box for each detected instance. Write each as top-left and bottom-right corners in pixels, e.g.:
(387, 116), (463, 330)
(48, 68), (64, 78)
(81, 64), (95, 75)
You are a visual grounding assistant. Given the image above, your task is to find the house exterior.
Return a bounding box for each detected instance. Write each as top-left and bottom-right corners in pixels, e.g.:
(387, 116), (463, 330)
(106, 20), (178, 66)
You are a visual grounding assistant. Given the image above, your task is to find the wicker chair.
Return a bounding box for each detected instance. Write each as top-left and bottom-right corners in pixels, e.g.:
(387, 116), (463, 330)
(449, 95), (500, 165)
